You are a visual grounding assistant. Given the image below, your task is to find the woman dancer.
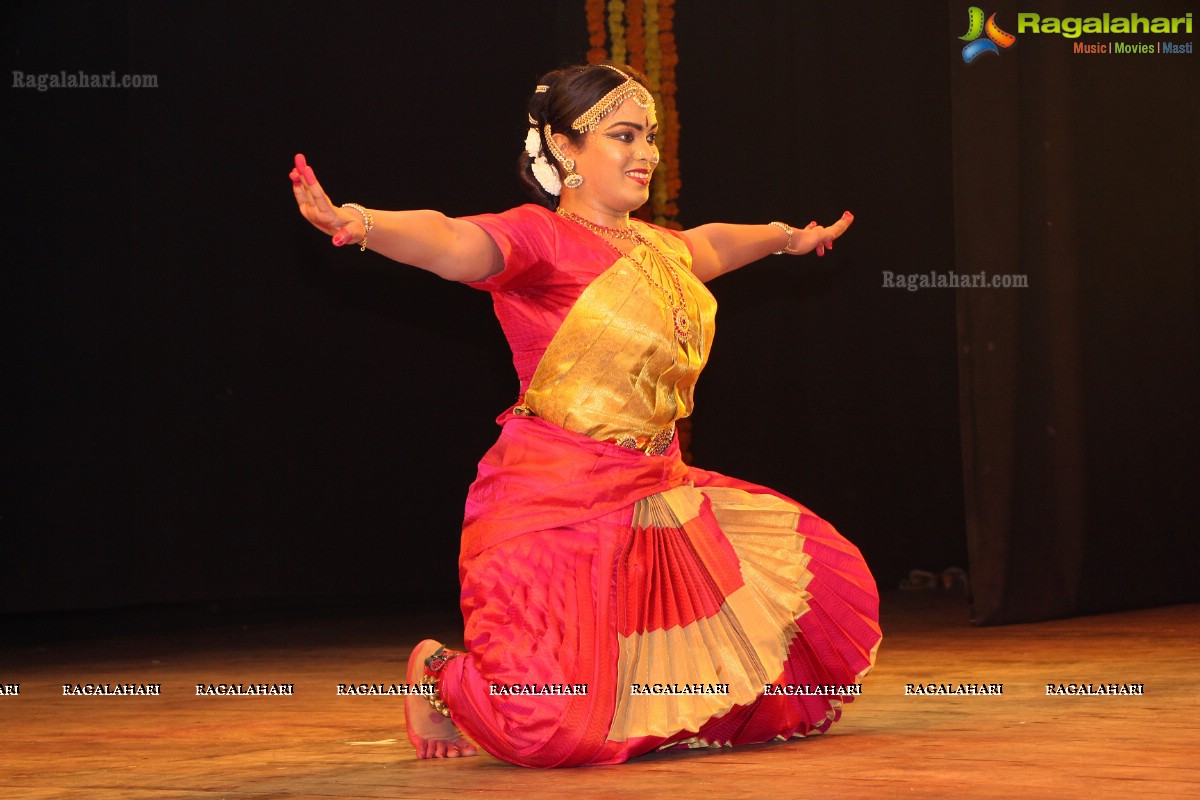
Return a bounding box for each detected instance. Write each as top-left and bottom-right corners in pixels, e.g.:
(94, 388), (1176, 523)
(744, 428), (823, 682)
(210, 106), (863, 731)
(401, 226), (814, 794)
(290, 63), (880, 768)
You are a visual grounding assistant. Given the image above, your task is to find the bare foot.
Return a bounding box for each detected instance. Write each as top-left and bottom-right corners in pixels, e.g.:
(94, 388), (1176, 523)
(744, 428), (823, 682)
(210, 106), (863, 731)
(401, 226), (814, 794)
(405, 639), (478, 759)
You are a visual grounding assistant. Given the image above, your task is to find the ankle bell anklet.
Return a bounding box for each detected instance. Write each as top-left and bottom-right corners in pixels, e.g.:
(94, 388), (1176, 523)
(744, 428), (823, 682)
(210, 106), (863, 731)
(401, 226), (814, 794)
(420, 645), (460, 718)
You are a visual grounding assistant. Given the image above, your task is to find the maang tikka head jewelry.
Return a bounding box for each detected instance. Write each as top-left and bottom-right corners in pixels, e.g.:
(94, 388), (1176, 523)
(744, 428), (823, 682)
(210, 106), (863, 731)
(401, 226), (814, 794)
(571, 65), (655, 133)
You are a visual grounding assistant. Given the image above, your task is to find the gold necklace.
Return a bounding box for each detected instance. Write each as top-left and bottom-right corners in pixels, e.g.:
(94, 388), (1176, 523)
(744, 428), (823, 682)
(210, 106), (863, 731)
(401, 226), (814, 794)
(556, 209), (692, 343)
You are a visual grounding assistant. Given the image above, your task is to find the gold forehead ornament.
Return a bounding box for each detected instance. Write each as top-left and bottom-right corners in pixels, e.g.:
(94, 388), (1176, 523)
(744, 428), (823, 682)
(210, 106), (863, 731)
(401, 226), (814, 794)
(570, 65), (655, 133)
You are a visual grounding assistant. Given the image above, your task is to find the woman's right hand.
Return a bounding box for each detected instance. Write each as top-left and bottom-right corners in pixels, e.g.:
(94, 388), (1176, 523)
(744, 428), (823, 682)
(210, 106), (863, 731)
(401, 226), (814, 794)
(289, 153), (362, 247)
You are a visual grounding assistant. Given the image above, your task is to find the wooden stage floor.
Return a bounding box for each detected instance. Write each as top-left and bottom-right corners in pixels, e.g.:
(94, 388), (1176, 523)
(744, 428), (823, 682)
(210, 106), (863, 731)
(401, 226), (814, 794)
(2, 592), (1197, 799)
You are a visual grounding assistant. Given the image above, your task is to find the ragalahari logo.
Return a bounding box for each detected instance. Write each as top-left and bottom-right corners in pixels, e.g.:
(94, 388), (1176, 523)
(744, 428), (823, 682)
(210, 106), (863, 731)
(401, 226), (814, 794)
(960, 7), (1017, 62)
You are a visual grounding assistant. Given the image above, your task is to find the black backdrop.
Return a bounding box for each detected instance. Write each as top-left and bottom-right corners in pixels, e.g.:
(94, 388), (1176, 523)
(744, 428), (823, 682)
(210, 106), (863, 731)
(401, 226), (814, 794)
(4, 2), (1192, 621)
(952, 0), (1199, 622)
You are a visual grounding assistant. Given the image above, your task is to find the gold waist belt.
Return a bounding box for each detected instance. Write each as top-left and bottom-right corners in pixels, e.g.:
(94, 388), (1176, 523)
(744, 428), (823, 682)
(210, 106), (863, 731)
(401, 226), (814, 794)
(512, 405), (674, 457)
(607, 425), (675, 456)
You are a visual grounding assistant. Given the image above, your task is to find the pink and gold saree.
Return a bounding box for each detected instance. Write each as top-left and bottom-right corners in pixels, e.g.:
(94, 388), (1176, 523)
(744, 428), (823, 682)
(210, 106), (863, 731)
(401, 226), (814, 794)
(433, 205), (880, 767)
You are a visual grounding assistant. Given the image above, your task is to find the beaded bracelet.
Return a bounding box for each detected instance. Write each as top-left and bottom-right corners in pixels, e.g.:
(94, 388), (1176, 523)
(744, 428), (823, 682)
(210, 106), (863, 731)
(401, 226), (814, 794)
(341, 203), (374, 252)
(769, 221), (799, 255)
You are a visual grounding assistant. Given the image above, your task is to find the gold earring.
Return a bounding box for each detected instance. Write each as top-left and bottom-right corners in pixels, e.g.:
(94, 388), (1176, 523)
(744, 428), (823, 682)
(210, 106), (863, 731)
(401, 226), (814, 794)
(544, 125), (584, 189)
(563, 159), (583, 189)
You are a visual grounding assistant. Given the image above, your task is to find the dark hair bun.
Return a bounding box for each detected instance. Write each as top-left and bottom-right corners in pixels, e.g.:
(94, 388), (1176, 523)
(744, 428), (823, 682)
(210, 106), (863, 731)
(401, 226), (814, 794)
(517, 63), (650, 209)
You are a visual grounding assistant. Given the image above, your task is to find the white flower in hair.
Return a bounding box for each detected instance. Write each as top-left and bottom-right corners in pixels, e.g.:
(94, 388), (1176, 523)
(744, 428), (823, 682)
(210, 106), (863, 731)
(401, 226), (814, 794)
(524, 128), (542, 158)
(531, 157), (562, 197)
(525, 127), (562, 196)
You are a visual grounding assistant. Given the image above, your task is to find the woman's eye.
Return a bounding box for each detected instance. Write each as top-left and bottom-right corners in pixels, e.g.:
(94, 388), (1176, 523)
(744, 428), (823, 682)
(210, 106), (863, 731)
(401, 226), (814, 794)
(647, 133), (657, 145)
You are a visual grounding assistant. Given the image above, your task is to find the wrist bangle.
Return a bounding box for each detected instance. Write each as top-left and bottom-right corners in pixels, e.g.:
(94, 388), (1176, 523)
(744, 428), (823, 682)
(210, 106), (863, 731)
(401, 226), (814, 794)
(768, 221), (798, 254)
(341, 203), (374, 252)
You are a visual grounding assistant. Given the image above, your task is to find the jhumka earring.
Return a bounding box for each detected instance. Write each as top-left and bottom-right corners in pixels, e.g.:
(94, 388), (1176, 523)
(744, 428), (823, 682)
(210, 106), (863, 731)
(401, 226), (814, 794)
(543, 125), (584, 189)
(562, 159), (584, 189)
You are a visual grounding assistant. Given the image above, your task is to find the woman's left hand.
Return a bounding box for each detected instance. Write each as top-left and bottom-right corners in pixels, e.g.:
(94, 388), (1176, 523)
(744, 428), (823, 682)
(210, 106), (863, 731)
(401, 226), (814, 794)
(788, 211), (855, 257)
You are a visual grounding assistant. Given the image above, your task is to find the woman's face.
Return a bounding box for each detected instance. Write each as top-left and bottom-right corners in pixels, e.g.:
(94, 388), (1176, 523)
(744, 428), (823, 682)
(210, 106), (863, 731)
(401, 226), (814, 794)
(562, 95), (659, 218)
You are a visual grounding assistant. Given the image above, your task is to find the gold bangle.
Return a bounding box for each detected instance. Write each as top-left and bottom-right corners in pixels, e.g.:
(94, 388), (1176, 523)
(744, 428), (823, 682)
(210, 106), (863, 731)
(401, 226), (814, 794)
(341, 203), (374, 252)
(769, 221), (798, 254)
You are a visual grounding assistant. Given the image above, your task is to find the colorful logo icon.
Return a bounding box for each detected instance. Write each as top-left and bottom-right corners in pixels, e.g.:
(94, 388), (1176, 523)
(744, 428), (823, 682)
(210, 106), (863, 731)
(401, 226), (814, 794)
(960, 7), (1017, 62)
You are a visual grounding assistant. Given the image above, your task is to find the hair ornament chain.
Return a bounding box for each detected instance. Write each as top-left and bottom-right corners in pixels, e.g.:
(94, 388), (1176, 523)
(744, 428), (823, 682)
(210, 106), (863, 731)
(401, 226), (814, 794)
(570, 66), (655, 133)
(542, 125), (583, 189)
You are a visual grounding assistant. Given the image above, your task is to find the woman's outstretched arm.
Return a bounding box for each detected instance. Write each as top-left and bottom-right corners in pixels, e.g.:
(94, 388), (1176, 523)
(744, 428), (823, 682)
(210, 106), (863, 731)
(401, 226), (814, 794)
(289, 153), (503, 283)
(682, 212), (854, 283)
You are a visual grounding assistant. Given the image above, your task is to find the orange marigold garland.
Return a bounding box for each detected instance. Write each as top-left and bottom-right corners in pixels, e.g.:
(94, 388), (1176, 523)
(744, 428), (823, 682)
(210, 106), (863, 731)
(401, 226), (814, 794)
(644, 0), (665, 224)
(586, 0), (607, 63)
(657, 0), (680, 227)
(583, 0), (679, 229)
(625, 0), (645, 73)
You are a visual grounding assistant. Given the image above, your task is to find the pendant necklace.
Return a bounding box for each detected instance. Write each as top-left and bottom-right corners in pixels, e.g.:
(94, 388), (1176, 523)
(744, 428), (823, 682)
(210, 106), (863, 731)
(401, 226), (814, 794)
(556, 208), (692, 344)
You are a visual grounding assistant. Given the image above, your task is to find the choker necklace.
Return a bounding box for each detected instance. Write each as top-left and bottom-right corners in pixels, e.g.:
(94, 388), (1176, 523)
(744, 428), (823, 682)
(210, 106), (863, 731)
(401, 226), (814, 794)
(556, 208), (692, 344)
